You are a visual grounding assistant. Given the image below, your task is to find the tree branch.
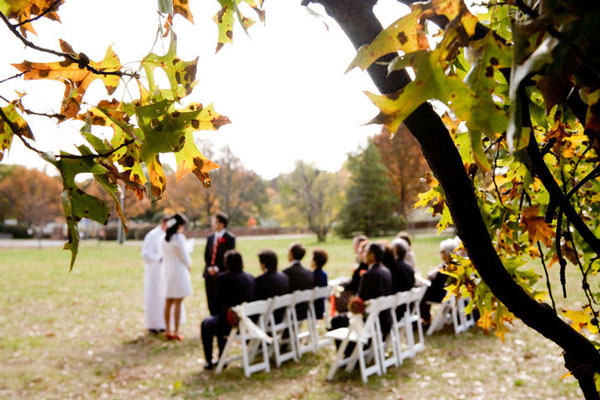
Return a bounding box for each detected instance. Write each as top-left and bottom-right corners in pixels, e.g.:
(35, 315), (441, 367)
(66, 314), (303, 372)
(0, 11), (137, 79)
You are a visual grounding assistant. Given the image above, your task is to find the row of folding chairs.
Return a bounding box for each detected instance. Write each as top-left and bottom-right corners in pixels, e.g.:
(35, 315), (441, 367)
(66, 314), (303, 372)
(426, 294), (475, 335)
(215, 286), (332, 377)
(326, 286), (427, 383)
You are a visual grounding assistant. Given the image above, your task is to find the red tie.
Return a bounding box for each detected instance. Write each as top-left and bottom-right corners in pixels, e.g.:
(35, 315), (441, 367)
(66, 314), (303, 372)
(210, 235), (218, 266)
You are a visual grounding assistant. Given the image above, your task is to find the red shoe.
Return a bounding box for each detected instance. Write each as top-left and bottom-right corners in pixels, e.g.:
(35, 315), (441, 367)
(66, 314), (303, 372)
(175, 333), (184, 341)
(165, 331), (175, 340)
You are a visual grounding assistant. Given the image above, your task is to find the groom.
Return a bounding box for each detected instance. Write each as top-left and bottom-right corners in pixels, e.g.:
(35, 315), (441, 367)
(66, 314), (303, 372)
(203, 212), (236, 316)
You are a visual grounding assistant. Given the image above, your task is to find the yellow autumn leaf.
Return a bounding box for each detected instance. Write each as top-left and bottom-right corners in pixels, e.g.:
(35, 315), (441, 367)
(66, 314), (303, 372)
(12, 44), (121, 118)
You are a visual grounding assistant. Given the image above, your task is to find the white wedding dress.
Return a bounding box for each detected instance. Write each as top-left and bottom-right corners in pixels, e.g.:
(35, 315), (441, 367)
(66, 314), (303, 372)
(161, 232), (193, 298)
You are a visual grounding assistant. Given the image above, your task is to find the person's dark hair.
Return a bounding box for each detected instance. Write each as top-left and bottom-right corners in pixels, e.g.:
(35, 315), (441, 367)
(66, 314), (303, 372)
(367, 242), (384, 263)
(381, 242), (395, 269)
(289, 242), (306, 261)
(165, 213), (187, 242)
(391, 238), (409, 260)
(312, 248), (328, 269)
(224, 250), (243, 272)
(215, 212), (229, 228)
(258, 249), (278, 272)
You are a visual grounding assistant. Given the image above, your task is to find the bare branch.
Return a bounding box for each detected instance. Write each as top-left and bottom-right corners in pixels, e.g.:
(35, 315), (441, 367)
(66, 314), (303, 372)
(0, 70), (29, 84)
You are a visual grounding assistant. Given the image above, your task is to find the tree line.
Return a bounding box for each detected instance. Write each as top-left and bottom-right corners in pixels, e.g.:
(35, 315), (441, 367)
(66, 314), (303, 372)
(0, 127), (429, 241)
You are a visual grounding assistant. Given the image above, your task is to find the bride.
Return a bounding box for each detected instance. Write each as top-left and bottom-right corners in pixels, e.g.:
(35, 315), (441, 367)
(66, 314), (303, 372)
(161, 214), (192, 340)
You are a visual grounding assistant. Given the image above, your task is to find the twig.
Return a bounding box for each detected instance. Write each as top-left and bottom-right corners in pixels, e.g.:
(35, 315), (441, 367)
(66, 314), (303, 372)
(537, 241), (556, 313)
(492, 140), (509, 209)
(20, 107), (65, 121)
(0, 70), (29, 84)
(56, 139), (135, 159)
(0, 12), (137, 79)
(556, 208), (567, 298)
(13, 0), (63, 27)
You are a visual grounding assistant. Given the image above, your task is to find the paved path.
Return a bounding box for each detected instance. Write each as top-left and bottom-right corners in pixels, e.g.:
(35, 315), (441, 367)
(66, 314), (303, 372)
(0, 233), (315, 249)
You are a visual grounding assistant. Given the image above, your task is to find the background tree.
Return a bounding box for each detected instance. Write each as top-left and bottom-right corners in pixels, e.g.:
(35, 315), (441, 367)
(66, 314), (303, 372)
(159, 172), (218, 228)
(336, 139), (403, 237)
(372, 125), (429, 219)
(212, 145), (268, 227)
(0, 166), (62, 233)
(278, 160), (345, 241)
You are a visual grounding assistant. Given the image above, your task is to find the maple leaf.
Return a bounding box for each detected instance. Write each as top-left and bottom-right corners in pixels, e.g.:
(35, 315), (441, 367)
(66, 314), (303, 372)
(12, 43), (121, 118)
(519, 206), (554, 247)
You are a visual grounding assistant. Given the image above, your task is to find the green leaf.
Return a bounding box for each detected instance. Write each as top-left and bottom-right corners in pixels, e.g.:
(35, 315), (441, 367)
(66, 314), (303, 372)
(507, 36), (557, 151)
(347, 8), (427, 73)
(158, 0), (173, 14)
(214, 0), (235, 53)
(142, 33), (198, 100)
(465, 32), (511, 95)
(369, 50), (507, 138)
(49, 154), (111, 270)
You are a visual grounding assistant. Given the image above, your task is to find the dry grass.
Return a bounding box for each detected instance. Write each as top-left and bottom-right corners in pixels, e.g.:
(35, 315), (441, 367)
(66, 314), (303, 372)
(0, 235), (583, 399)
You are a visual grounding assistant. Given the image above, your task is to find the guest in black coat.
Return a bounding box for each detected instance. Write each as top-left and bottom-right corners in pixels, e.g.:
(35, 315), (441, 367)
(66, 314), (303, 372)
(390, 238), (416, 293)
(311, 248), (328, 319)
(282, 242), (314, 320)
(330, 243), (393, 354)
(342, 236), (368, 294)
(201, 250), (255, 370)
(255, 249), (290, 322)
(203, 212), (236, 316)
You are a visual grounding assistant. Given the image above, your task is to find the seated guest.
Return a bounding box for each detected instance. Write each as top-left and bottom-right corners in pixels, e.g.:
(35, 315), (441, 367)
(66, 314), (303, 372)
(283, 242), (314, 320)
(358, 243), (393, 336)
(311, 248), (329, 319)
(255, 249), (290, 322)
(201, 250), (255, 370)
(342, 239), (369, 294)
(330, 243), (392, 353)
(396, 231), (417, 269)
(390, 238), (416, 293)
(420, 238), (460, 326)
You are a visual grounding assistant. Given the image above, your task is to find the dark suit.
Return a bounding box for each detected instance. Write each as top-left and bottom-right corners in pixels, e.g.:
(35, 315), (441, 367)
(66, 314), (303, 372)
(420, 265), (450, 322)
(201, 270), (254, 365)
(390, 258), (415, 293)
(342, 263), (368, 294)
(331, 263), (392, 354)
(255, 271), (290, 323)
(313, 268), (328, 319)
(358, 263), (393, 336)
(283, 261), (314, 320)
(203, 231), (236, 315)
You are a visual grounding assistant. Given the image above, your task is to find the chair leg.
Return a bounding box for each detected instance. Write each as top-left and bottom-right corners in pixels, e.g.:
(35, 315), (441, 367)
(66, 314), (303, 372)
(216, 328), (237, 374)
(327, 337), (350, 381)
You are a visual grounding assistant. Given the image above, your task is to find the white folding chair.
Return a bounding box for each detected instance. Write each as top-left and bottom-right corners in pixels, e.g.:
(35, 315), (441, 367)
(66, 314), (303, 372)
(427, 294), (475, 335)
(216, 300), (272, 377)
(326, 298), (382, 383)
(290, 289), (318, 358)
(392, 291), (414, 364)
(310, 286), (334, 348)
(375, 295), (400, 373)
(265, 294), (298, 367)
(406, 286), (426, 354)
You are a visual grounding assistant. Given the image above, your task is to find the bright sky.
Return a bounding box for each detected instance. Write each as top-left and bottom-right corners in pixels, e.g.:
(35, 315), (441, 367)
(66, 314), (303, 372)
(1, 0), (409, 179)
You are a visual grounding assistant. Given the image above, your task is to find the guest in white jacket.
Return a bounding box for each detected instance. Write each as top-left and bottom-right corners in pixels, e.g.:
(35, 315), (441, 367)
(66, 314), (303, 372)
(141, 215), (186, 334)
(161, 214), (192, 340)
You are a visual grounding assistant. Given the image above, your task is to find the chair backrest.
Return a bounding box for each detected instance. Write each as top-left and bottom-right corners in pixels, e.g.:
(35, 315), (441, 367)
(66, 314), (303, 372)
(292, 289), (314, 304)
(329, 276), (349, 287)
(395, 291), (411, 307)
(270, 293), (293, 310)
(378, 295), (396, 312)
(240, 299), (271, 317)
(410, 286), (427, 302)
(312, 286), (331, 300)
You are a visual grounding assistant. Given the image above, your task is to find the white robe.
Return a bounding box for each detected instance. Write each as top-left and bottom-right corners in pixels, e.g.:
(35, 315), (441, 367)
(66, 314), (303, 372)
(142, 226), (186, 329)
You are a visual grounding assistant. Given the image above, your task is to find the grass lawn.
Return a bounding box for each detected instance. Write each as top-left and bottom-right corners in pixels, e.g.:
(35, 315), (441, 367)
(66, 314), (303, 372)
(0, 233), (584, 399)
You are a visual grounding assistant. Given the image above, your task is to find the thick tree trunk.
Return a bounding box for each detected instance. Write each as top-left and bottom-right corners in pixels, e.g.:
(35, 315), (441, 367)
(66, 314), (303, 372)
(310, 0), (600, 397)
